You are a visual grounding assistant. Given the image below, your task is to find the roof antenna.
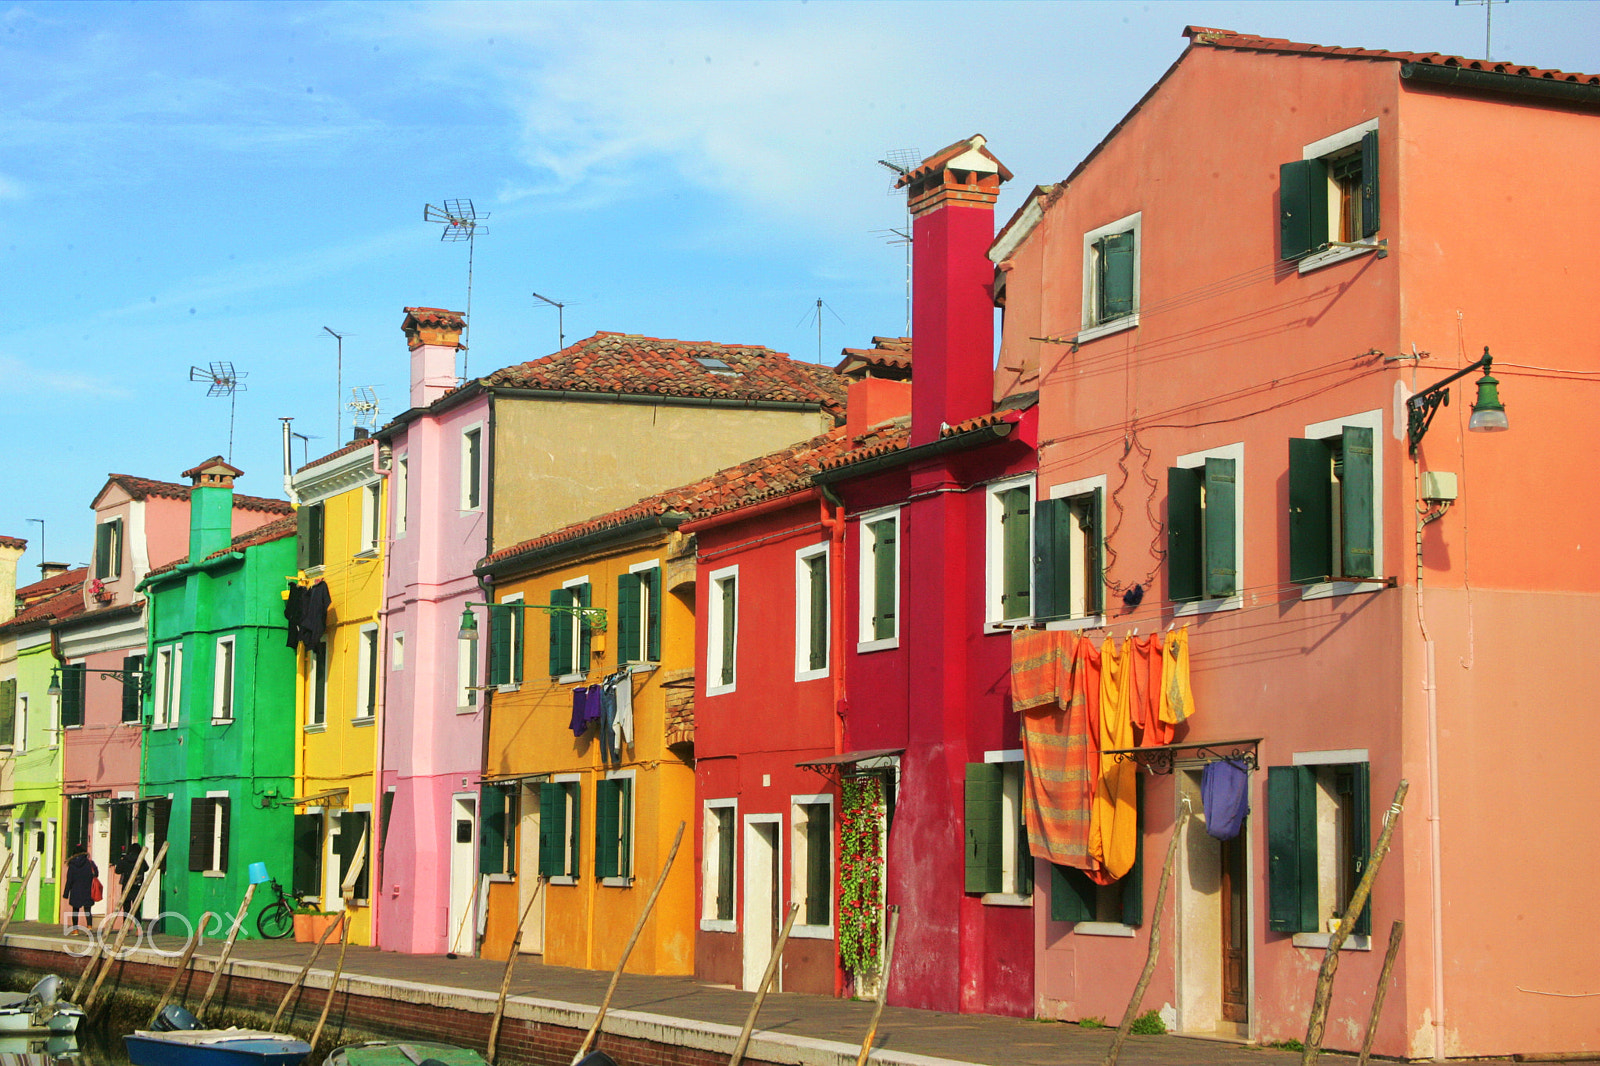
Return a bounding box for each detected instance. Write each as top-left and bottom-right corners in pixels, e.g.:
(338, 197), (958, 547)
(877, 149), (918, 337)
(1454, 0), (1508, 60)
(189, 361), (247, 462)
(425, 199), (487, 379)
(323, 327), (349, 442)
(531, 292), (566, 351)
(347, 388), (381, 434)
(796, 299), (846, 364)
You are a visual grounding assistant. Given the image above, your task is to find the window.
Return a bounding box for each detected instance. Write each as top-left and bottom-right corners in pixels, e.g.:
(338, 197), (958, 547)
(479, 786), (518, 879)
(121, 655), (144, 723)
(292, 812), (323, 898)
(188, 794), (230, 874)
(1080, 212), (1141, 341)
(987, 478), (1034, 626)
(0, 677), (14, 748)
(59, 663), (86, 728)
(1281, 121), (1380, 268)
(964, 755), (1033, 900)
(488, 597), (526, 687)
(1034, 479), (1105, 624)
(702, 800), (737, 929)
(94, 519), (123, 580)
(457, 631), (479, 712)
(794, 544), (829, 681)
(1168, 443), (1243, 607)
(617, 563), (661, 665)
(461, 426), (483, 511)
(595, 774), (634, 883)
(66, 795), (90, 856)
(335, 809), (371, 902)
(548, 581), (593, 681)
(15, 694), (27, 751)
(857, 510), (899, 650)
(212, 638), (235, 722)
(393, 456), (408, 536)
(537, 778), (581, 882)
(359, 482), (381, 554)
(1052, 841), (1144, 931)
(791, 796), (833, 935)
(1290, 411), (1381, 593)
(298, 502), (326, 570)
(355, 625), (378, 721)
(307, 643), (327, 728)
(391, 632), (405, 671)
(706, 567), (738, 695)
(152, 644), (182, 728)
(1269, 756), (1371, 939)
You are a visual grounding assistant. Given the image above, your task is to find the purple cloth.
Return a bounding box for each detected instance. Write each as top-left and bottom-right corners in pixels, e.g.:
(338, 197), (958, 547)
(582, 685), (604, 730)
(1201, 759), (1250, 840)
(570, 687), (590, 736)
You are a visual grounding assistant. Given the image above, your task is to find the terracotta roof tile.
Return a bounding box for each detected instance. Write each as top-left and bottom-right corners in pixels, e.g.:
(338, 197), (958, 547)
(180, 456), (244, 480)
(297, 439), (376, 473)
(895, 134), (1015, 187)
(17, 566), (87, 605)
(104, 474), (293, 514)
(0, 535), (26, 551)
(1, 572), (87, 632)
(835, 337), (913, 379)
(817, 409), (1026, 473)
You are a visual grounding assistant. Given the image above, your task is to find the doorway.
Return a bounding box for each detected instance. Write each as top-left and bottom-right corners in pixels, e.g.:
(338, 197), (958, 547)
(1176, 768), (1250, 1038)
(741, 815), (781, 992)
(517, 783), (544, 955)
(448, 794), (477, 955)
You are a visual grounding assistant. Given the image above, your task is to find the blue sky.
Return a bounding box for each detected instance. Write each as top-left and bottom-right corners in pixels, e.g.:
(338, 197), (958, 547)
(3, 0), (1596, 579)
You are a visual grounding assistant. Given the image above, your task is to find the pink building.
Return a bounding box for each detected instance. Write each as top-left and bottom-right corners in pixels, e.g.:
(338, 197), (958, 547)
(993, 27), (1600, 1059)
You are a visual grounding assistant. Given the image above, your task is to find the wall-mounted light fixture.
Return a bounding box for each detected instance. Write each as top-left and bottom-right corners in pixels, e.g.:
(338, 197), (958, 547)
(1406, 346), (1508, 457)
(457, 599), (608, 642)
(48, 664), (149, 697)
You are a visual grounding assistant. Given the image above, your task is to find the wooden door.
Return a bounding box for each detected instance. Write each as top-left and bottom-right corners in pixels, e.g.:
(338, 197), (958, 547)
(1220, 830), (1248, 1023)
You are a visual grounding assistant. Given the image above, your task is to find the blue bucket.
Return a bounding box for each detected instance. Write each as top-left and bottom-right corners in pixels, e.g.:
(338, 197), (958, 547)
(248, 861), (270, 884)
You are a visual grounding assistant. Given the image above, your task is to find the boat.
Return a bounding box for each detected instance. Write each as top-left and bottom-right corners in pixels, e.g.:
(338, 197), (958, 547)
(0, 977), (85, 1034)
(124, 1007), (311, 1066)
(323, 1043), (490, 1066)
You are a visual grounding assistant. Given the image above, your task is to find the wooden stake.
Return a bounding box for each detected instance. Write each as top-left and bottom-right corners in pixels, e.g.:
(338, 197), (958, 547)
(446, 874), (480, 958)
(1102, 804), (1190, 1066)
(194, 881), (257, 1023)
(730, 902), (800, 1066)
(571, 820), (685, 1065)
(0, 853), (42, 941)
(1302, 779), (1409, 1066)
(84, 842), (167, 1011)
(854, 905), (900, 1066)
(487, 879), (546, 1063)
(270, 911), (346, 1032)
(307, 909), (351, 1054)
(1357, 921), (1405, 1066)
(149, 911), (217, 1026)
(73, 843), (149, 1001)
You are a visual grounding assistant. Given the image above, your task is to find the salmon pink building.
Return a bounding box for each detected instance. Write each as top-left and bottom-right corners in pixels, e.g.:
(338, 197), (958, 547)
(991, 27), (1600, 1060)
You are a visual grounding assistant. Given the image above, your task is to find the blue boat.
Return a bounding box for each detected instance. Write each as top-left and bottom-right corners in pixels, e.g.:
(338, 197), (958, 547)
(124, 1007), (310, 1066)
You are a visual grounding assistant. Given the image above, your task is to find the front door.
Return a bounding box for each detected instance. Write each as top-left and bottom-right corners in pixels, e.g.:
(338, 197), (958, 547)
(447, 795), (477, 955)
(1220, 830), (1249, 1023)
(741, 817), (780, 992)
(517, 784), (543, 955)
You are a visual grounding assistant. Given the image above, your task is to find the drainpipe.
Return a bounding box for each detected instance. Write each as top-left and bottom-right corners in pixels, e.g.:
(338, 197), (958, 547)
(280, 418), (299, 506)
(820, 485), (849, 997)
(1414, 459), (1446, 1061)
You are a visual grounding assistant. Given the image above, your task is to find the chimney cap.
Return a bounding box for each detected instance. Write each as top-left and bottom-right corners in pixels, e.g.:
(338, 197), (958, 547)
(402, 306), (467, 350)
(895, 134), (1013, 189)
(182, 456), (243, 486)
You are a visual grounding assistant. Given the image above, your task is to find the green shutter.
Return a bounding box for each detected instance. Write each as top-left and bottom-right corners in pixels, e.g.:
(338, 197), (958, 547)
(645, 567), (662, 663)
(595, 779), (620, 879)
(67, 796), (89, 855)
(1015, 780), (1034, 897)
(1360, 130), (1380, 238)
(122, 655), (144, 722)
(489, 604), (512, 686)
(1050, 864), (1095, 922)
(378, 790), (395, 882)
(1097, 231), (1135, 321)
(0, 677), (14, 746)
(296, 505), (312, 571)
(567, 782), (581, 876)
(1280, 158), (1329, 260)
(805, 805), (830, 925)
(292, 813), (321, 896)
(95, 522), (114, 580)
(716, 809), (735, 920)
(308, 504), (325, 568)
(964, 763), (1002, 894)
(1032, 496), (1067, 622)
(1341, 426), (1375, 579)
(188, 798), (211, 872)
(480, 786), (506, 876)
(110, 802), (132, 854)
(576, 584), (591, 675)
(1121, 786), (1145, 927)
(807, 555), (828, 671)
(538, 782), (563, 877)
(1087, 488), (1105, 615)
(719, 578), (736, 686)
(1168, 467), (1203, 603)
(346, 811), (371, 899)
(60, 664), (86, 728)
(548, 590), (573, 677)
(618, 780), (631, 879)
(617, 573), (641, 663)
(1203, 457), (1237, 599)
(1289, 437), (1334, 583)
(1000, 487), (1032, 620)
(1349, 762), (1372, 936)
(1267, 765), (1318, 934)
(872, 520), (897, 640)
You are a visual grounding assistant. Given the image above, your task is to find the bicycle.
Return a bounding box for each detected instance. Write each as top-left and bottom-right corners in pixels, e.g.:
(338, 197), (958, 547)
(256, 878), (297, 939)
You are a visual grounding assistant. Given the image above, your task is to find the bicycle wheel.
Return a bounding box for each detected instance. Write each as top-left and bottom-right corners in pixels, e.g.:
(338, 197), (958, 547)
(257, 901), (295, 939)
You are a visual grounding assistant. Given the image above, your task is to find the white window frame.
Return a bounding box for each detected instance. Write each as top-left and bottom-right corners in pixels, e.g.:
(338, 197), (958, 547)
(358, 482), (381, 555)
(306, 641), (328, 730)
(391, 631), (405, 672)
(1079, 211), (1142, 343)
(624, 559), (661, 665)
(706, 566), (738, 696)
(1298, 119), (1382, 275)
(354, 624), (379, 723)
(15, 693), (27, 752)
(1045, 474), (1109, 631)
(793, 543), (829, 682)
(1299, 408), (1385, 601)
(984, 474), (1036, 632)
(598, 768), (637, 888)
(96, 517), (123, 580)
(701, 798), (738, 931)
(856, 507), (901, 653)
(789, 793), (834, 939)
(982, 750), (1033, 905)
(201, 790), (229, 876)
(212, 636), (235, 723)
(1173, 441), (1245, 616)
(460, 424), (484, 512)
(1289, 748), (1374, 951)
(393, 455), (408, 537)
(457, 625), (479, 713)
(548, 772), (582, 886)
(553, 582), (588, 685)
(152, 644), (182, 729)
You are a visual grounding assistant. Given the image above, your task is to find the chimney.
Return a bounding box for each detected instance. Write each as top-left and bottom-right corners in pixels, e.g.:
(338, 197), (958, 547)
(897, 135), (1011, 446)
(0, 536), (24, 624)
(182, 456), (242, 562)
(38, 562), (69, 579)
(403, 306), (466, 408)
(846, 378), (913, 442)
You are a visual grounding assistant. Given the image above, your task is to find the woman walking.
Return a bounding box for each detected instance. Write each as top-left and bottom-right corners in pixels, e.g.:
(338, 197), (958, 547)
(62, 848), (98, 931)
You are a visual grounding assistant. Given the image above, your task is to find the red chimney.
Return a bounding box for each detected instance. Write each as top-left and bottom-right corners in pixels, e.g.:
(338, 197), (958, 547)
(898, 135), (1010, 446)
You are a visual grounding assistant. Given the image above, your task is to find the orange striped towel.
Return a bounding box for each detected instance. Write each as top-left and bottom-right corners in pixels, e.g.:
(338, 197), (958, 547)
(1014, 631), (1101, 868)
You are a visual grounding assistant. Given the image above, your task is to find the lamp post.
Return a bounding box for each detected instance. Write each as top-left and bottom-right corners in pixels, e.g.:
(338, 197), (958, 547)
(1406, 346), (1508, 457)
(457, 600), (608, 641)
(48, 664), (149, 697)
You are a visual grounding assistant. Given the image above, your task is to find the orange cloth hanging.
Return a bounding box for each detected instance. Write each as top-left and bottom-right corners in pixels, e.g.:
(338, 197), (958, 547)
(1013, 632), (1101, 869)
(1088, 637), (1139, 883)
(1159, 625), (1196, 727)
(1129, 633), (1174, 746)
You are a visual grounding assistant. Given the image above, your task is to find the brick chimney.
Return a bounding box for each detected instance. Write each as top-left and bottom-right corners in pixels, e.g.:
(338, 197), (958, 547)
(0, 536), (24, 624)
(402, 306), (466, 408)
(897, 135), (1010, 446)
(182, 456), (242, 561)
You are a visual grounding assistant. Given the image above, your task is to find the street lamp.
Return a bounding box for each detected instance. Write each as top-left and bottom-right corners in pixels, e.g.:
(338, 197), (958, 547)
(1406, 346), (1509, 457)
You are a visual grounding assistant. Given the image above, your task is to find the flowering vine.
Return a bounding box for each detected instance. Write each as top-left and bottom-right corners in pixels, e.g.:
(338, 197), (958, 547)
(836, 774), (884, 977)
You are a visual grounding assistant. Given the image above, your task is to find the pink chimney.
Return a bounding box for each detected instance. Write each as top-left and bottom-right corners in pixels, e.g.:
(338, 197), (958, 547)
(402, 306), (466, 409)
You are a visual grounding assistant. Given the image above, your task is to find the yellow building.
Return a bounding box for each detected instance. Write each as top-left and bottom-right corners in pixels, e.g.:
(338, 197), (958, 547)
(473, 504), (698, 974)
(286, 438), (386, 944)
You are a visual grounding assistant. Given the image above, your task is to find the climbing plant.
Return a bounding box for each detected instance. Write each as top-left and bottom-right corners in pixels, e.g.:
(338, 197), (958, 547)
(837, 774), (884, 977)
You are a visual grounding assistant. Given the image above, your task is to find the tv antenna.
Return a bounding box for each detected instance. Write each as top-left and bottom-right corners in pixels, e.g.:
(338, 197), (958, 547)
(1454, 0), (1508, 60)
(878, 149), (917, 336)
(291, 431), (323, 468)
(323, 327), (350, 442)
(530, 292), (567, 351)
(424, 199), (487, 378)
(189, 361), (248, 461)
(347, 387), (381, 433)
(798, 299), (846, 364)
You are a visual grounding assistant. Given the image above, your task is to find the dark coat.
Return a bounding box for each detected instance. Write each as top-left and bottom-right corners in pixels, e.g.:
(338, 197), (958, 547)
(62, 852), (98, 909)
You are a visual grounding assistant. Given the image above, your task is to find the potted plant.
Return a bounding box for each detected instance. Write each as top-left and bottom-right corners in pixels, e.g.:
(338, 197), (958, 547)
(293, 904), (342, 943)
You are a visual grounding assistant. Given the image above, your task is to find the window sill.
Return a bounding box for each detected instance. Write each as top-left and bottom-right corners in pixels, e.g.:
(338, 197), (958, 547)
(211, 717), (233, 726)
(981, 892), (1034, 908)
(1293, 931), (1371, 951)
(1297, 241), (1380, 275)
(600, 876), (633, 888)
(700, 918), (736, 933)
(794, 666), (829, 684)
(790, 923), (834, 940)
(456, 704), (479, 716)
(705, 682), (736, 698)
(304, 723), (328, 734)
(548, 875), (576, 887)
(487, 874), (514, 884)
(350, 716), (376, 728)
(203, 870), (226, 878)
(1299, 579), (1385, 601)
(498, 683), (523, 694)
(1045, 614), (1107, 633)
(855, 637), (899, 654)
(1173, 595), (1242, 617)
(353, 549), (379, 561)
(1076, 314), (1139, 345)
(984, 618), (1033, 635)
(1074, 921), (1136, 938)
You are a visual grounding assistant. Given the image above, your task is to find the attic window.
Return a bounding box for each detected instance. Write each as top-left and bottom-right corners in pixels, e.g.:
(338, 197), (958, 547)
(695, 357), (738, 377)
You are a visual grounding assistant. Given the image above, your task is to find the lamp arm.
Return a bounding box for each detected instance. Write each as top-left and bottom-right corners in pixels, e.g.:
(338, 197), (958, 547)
(1407, 348), (1493, 456)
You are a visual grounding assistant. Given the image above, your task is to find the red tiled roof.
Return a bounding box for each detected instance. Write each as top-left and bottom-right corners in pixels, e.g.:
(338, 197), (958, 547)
(145, 516), (298, 578)
(895, 135), (1015, 188)
(1, 573), (87, 632)
(404, 306), (466, 331)
(1183, 26), (1600, 85)
(479, 332), (848, 419)
(103, 474), (293, 514)
(817, 409), (1022, 472)
(180, 456), (243, 480)
(297, 439), (375, 474)
(17, 566), (87, 605)
(0, 535), (25, 551)
(835, 337), (912, 379)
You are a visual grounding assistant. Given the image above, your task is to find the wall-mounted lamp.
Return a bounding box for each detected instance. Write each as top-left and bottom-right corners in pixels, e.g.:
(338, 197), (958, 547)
(1406, 346), (1508, 457)
(458, 599), (608, 643)
(48, 664), (150, 697)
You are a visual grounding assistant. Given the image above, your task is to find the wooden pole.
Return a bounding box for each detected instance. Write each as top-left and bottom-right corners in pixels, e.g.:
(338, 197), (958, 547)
(194, 881), (257, 1023)
(486, 879), (546, 1063)
(1357, 921), (1405, 1066)
(854, 905), (901, 1066)
(571, 820), (685, 1065)
(83, 842), (167, 1011)
(269, 911), (346, 1032)
(1102, 804), (1190, 1066)
(1302, 779), (1409, 1066)
(446, 874), (480, 958)
(149, 911), (216, 1026)
(306, 909), (351, 1054)
(0, 853), (42, 941)
(729, 902), (800, 1066)
(73, 843), (148, 1001)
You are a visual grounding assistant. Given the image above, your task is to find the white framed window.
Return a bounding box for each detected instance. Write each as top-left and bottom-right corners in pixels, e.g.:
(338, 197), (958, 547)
(1272, 749), (1375, 951)
(212, 636), (236, 722)
(1037, 475), (1108, 628)
(617, 561), (661, 666)
(552, 580), (590, 683)
(192, 792), (230, 875)
(94, 518), (123, 580)
(391, 631), (405, 671)
(595, 769), (635, 886)
(152, 644), (182, 729)
(538, 773), (582, 885)
(965, 751), (1033, 904)
(15, 693), (28, 752)
(1168, 442), (1244, 614)
(856, 508), (900, 652)
(1292, 409), (1384, 600)
(1283, 119), (1381, 273)
(794, 543), (829, 682)
(985, 475), (1035, 629)
(1080, 211), (1141, 342)
(706, 566), (738, 696)
(306, 642), (328, 729)
(790, 794), (834, 938)
(355, 624), (379, 722)
(457, 628), (479, 713)
(359, 482), (381, 555)
(460, 425), (483, 511)
(393, 456), (408, 537)
(701, 799), (737, 931)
